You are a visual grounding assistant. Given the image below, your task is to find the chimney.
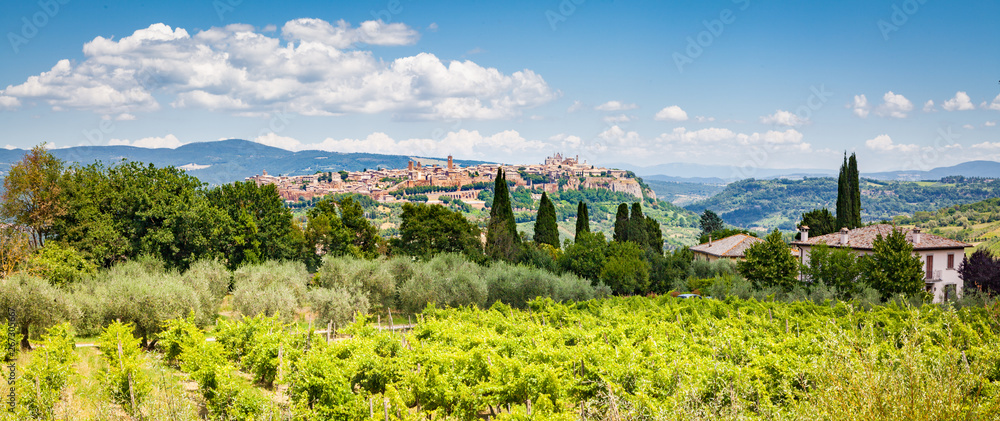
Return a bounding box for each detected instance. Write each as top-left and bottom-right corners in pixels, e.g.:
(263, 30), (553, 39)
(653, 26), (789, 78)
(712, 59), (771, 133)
(708, 235), (713, 246)
(839, 227), (849, 245)
(912, 227), (922, 245)
(799, 225), (809, 242)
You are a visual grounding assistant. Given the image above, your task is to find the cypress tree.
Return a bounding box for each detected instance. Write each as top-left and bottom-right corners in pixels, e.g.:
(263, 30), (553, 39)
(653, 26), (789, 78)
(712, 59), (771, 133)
(645, 215), (663, 254)
(613, 203), (629, 242)
(848, 153), (861, 228)
(575, 200), (590, 236)
(533, 192), (559, 247)
(835, 153), (850, 230)
(628, 202), (648, 247)
(486, 168), (520, 261)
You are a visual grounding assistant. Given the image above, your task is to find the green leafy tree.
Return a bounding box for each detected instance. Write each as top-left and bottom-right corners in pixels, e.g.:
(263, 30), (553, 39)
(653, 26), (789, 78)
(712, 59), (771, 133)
(699, 209), (724, 237)
(801, 243), (861, 296)
(1, 144), (65, 248)
(575, 201), (590, 236)
(335, 196), (380, 258)
(738, 229), (799, 291)
(486, 168), (521, 262)
(559, 231), (608, 283)
(55, 161), (227, 269)
(206, 181), (301, 269)
(533, 192), (559, 248)
(394, 203), (483, 260)
(613, 203), (630, 242)
(799, 208), (837, 238)
(600, 241), (649, 295)
(858, 228), (924, 299)
(628, 202), (648, 248)
(645, 216), (663, 255)
(0, 274), (68, 349)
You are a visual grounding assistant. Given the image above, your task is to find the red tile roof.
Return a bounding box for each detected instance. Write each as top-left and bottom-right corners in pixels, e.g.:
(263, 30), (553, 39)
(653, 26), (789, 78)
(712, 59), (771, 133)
(791, 224), (970, 250)
(690, 234), (763, 258)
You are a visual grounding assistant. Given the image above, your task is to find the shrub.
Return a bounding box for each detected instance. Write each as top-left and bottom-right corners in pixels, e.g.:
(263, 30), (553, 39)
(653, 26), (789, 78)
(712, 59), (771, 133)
(309, 287), (369, 326)
(24, 242), (95, 286)
(0, 273), (69, 349)
(231, 260), (309, 321)
(314, 256), (395, 310)
(15, 323), (77, 419)
(484, 262), (599, 308)
(181, 259), (231, 324)
(97, 321), (151, 417)
(397, 254), (487, 313)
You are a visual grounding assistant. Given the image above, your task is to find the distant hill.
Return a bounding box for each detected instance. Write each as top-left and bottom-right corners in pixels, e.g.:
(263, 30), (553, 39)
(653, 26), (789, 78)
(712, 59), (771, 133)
(645, 179), (726, 206)
(865, 161), (1000, 181)
(686, 177), (1000, 232)
(894, 197), (1000, 254)
(0, 139), (489, 186)
(614, 160), (1000, 184)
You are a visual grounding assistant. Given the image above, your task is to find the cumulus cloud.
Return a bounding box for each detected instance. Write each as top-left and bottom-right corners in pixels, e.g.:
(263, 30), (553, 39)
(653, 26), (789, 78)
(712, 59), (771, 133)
(595, 101), (637, 111)
(107, 134), (184, 149)
(986, 121), (997, 127)
(0, 21), (557, 119)
(972, 142), (1000, 150)
(759, 109), (808, 127)
(695, 116), (715, 123)
(865, 134), (918, 152)
(923, 100), (935, 112)
(654, 105), (688, 121)
(875, 91), (913, 118)
(566, 100), (584, 113)
(942, 91), (975, 111)
(983, 93), (1000, 111)
(850, 94), (870, 118)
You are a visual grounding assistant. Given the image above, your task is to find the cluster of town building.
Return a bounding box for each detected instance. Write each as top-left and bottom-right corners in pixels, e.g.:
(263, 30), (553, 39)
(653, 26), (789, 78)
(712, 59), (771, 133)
(246, 153), (652, 204)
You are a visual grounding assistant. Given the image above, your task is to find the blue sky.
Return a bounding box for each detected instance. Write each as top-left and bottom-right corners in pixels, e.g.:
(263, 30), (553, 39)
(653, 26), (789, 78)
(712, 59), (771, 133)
(1, 0), (998, 172)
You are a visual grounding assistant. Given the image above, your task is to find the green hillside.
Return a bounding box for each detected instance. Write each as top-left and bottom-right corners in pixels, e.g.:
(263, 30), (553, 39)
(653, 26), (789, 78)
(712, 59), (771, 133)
(894, 197), (1000, 254)
(687, 177), (1000, 232)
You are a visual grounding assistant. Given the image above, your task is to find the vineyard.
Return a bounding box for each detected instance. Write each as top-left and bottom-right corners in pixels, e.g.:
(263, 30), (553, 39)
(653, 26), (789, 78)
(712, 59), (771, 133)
(6, 295), (1000, 420)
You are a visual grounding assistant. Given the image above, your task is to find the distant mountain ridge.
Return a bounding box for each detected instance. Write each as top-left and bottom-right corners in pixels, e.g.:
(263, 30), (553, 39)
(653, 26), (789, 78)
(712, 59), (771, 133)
(0, 139), (489, 186)
(617, 160), (1000, 184)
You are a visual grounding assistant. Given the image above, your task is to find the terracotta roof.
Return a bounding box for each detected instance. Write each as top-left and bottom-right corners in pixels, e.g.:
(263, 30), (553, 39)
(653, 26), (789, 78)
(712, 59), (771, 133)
(690, 234), (763, 258)
(791, 224), (970, 250)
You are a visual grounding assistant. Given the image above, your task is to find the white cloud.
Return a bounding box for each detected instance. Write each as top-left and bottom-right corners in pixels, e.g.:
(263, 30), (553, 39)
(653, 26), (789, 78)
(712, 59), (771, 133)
(695, 116), (715, 123)
(3, 145), (16, 150)
(598, 125), (642, 145)
(923, 100), (935, 112)
(986, 121), (997, 127)
(0, 94), (20, 110)
(654, 127), (809, 152)
(566, 100), (584, 113)
(942, 91), (975, 111)
(549, 133), (583, 150)
(963, 124), (975, 130)
(875, 91), (913, 118)
(281, 18), (419, 48)
(602, 114), (634, 124)
(972, 141), (1000, 150)
(759, 109), (808, 127)
(850, 94), (870, 118)
(254, 132), (304, 150)
(595, 101), (637, 111)
(984, 93), (1000, 111)
(107, 134), (184, 149)
(115, 113), (136, 121)
(654, 105), (688, 121)
(427, 23), (438, 32)
(865, 134), (918, 152)
(0, 21), (556, 120)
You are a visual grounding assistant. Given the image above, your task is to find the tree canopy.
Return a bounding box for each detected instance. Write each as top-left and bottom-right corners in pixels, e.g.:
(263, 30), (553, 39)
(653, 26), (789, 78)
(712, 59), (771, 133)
(738, 229), (799, 291)
(1, 144), (65, 248)
(858, 228), (924, 299)
(394, 203), (482, 261)
(699, 210), (724, 237)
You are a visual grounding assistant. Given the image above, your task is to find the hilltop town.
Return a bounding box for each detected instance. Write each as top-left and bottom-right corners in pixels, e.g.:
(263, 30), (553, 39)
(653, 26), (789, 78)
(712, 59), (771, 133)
(246, 153), (654, 206)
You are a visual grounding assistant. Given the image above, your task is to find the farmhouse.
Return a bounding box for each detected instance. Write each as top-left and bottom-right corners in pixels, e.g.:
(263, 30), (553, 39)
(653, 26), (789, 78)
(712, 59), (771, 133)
(791, 224), (971, 303)
(690, 234), (763, 262)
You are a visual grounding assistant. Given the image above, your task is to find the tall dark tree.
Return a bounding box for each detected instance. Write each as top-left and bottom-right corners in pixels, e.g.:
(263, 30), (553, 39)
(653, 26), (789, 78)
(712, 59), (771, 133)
(836, 153), (861, 230)
(486, 168), (521, 261)
(836, 153), (850, 230)
(613, 203), (630, 242)
(699, 209), (724, 237)
(644, 216), (663, 254)
(798, 208), (836, 239)
(575, 201), (590, 236)
(628, 202), (648, 247)
(959, 249), (1000, 296)
(848, 153), (862, 228)
(533, 192), (559, 248)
